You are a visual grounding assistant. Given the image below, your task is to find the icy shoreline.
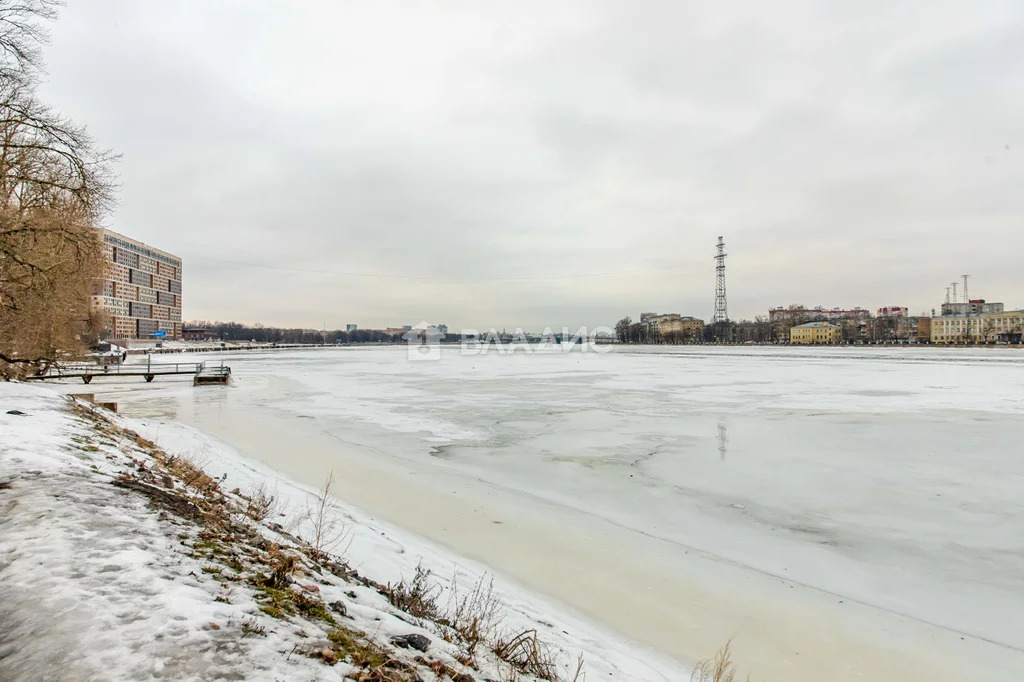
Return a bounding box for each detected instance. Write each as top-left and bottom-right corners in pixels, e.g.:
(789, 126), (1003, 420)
(126, 400), (691, 681)
(0, 381), (687, 681)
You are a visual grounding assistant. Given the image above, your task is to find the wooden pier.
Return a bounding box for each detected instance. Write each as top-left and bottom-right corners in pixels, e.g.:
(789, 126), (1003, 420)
(26, 359), (231, 385)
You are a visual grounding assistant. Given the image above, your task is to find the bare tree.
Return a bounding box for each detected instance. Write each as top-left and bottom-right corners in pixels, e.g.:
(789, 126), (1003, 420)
(0, 0), (59, 85)
(753, 315), (770, 343)
(0, 1), (116, 378)
(303, 470), (349, 559)
(614, 316), (631, 343)
(982, 317), (996, 344)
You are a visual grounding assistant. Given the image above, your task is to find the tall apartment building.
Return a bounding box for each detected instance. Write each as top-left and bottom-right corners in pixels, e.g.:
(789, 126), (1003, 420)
(91, 229), (182, 340)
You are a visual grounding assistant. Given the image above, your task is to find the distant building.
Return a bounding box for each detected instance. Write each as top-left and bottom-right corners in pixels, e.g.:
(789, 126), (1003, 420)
(91, 229), (182, 340)
(931, 310), (1024, 344)
(790, 321), (841, 345)
(940, 299), (1003, 316)
(643, 313), (704, 341)
(873, 313), (922, 342)
(877, 306), (909, 318)
(182, 327), (215, 341)
(346, 324), (357, 333)
(929, 296), (1016, 344)
(770, 306), (870, 342)
(916, 317), (932, 343)
(436, 324), (448, 335)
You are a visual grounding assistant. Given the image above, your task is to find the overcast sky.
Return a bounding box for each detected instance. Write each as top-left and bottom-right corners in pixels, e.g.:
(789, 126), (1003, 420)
(38, 0), (1024, 329)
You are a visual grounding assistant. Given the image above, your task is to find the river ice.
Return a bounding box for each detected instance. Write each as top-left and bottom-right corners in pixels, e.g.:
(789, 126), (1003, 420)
(71, 345), (1024, 681)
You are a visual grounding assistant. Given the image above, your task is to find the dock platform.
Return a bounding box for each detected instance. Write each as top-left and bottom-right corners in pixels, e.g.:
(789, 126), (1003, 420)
(26, 360), (231, 385)
(194, 364), (231, 386)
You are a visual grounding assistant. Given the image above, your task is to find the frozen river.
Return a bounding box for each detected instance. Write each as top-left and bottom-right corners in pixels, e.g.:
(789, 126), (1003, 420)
(79, 345), (1024, 681)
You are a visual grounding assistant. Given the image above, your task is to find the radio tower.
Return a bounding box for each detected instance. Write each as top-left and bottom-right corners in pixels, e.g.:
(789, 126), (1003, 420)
(713, 236), (728, 325)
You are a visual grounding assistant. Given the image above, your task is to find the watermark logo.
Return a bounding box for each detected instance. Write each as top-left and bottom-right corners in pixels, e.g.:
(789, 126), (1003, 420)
(404, 322), (444, 361)
(405, 324), (615, 361)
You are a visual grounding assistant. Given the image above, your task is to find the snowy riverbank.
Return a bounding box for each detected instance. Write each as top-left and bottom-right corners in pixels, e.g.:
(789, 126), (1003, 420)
(0, 381), (687, 681)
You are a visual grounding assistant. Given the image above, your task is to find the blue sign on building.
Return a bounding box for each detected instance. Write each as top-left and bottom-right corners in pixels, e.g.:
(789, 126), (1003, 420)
(152, 330), (168, 338)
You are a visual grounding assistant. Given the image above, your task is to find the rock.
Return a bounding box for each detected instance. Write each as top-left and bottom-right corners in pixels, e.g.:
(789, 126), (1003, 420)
(452, 674), (474, 682)
(5, 410), (27, 416)
(328, 601), (347, 617)
(345, 590), (357, 599)
(390, 633), (430, 652)
(326, 561), (349, 578)
(269, 522), (284, 533)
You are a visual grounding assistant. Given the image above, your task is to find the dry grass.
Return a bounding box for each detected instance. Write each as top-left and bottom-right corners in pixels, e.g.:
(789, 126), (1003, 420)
(242, 481), (278, 522)
(164, 449), (219, 496)
(385, 562), (442, 621)
(445, 574), (501, 657)
(568, 653), (585, 682)
(264, 548), (299, 589)
(692, 641), (749, 682)
(240, 616), (266, 637)
(385, 565), (587, 681)
(492, 629), (560, 681)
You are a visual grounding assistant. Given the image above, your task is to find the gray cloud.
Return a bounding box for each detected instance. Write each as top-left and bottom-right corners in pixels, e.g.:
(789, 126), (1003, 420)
(37, 0), (1024, 328)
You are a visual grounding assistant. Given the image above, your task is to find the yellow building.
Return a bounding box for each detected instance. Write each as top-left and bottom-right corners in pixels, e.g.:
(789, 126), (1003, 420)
(931, 310), (1024, 344)
(790, 321), (841, 344)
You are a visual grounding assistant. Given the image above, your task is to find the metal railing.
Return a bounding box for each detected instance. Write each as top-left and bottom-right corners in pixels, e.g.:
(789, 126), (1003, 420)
(28, 359), (205, 380)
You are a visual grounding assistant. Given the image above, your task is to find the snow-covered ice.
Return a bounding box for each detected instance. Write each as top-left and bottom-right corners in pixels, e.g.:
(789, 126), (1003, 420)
(41, 345), (1024, 681)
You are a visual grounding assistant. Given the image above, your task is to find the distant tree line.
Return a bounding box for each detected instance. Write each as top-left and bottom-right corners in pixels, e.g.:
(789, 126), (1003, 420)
(185, 321), (409, 345)
(615, 316), (774, 344)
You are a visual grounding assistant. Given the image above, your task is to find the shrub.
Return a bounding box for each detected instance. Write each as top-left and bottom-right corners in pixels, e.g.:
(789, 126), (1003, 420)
(385, 562), (442, 621)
